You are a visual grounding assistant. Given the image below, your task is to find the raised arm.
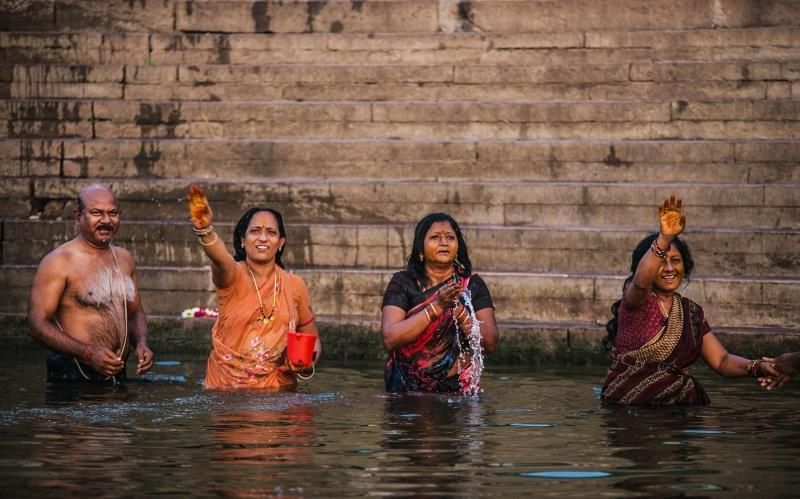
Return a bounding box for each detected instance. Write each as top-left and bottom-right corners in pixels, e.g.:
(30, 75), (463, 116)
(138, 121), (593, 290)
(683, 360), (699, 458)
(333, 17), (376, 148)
(625, 196), (686, 309)
(188, 185), (237, 288)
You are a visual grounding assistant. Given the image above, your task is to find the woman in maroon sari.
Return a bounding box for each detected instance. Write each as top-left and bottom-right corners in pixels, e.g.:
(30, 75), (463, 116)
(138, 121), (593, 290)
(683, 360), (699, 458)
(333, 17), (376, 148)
(381, 213), (499, 393)
(601, 196), (778, 405)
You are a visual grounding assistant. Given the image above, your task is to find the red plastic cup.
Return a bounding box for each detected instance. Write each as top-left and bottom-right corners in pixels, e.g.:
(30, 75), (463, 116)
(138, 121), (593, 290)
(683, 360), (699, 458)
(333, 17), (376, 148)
(286, 331), (316, 367)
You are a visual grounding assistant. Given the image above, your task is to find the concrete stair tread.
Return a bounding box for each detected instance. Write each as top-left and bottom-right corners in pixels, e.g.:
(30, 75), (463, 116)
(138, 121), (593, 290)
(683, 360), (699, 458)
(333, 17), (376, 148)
(23, 174), (800, 187)
(5, 1), (800, 34)
(3, 175), (796, 229)
(4, 264), (799, 326)
(10, 218), (800, 233)
(5, 30), (799, 66)
(5, 262), (800, 282)
(148, 314), (800, 335)
(6, 219), (797, 276)
(6, 26), (800, 45)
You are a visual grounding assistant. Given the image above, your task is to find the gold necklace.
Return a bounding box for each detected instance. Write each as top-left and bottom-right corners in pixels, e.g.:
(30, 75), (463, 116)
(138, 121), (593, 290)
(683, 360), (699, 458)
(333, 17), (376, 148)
(654, 292), (670, 319)
(247, 265), (278, 325)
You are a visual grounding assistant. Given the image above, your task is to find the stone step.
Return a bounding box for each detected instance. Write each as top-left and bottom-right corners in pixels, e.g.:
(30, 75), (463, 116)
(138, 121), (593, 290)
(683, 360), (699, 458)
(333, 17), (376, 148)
(4, 138), (799, 184)
(4, 176), (798, 229)
(5, 0), (800, 33)
(3, 264), (799, 327)
(5, 220), (799, 277)
(3, 60), (797, 102)
(4, 310), (795, 360)
(4, 99), (799, 141)
(4, 29), (800, 66)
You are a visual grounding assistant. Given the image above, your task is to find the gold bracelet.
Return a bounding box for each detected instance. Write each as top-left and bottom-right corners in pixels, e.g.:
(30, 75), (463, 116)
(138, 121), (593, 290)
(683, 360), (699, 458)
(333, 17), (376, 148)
(423, 306), (432, 322)
(199, 232), (219, 246)
(193, 225), (214, 237)
(746, 358), (762, 377)
(428, 302), (440, 319)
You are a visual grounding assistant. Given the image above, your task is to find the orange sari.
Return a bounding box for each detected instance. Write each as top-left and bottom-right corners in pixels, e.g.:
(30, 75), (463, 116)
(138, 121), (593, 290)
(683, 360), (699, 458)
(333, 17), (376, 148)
(204, 264), (315, 390)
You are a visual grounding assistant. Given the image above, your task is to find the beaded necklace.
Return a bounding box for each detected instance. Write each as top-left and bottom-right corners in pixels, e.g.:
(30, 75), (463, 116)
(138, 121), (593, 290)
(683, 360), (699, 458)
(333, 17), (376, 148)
(247, 265), (278, 325)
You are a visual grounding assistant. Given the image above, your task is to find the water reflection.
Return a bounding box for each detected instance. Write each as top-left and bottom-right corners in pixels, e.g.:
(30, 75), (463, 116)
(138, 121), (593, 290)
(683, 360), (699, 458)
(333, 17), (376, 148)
(379, 394), (488, 495)
(22, 420), (135, 496)
(211, 405), (317, 465)
(602, 406), (725, 497)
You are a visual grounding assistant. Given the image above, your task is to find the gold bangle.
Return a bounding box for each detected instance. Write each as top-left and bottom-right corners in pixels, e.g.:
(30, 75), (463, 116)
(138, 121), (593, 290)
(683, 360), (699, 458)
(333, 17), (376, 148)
(193, 225), (214, 237)
(199, 232), (219, 246)
(423, 307), (432, 322)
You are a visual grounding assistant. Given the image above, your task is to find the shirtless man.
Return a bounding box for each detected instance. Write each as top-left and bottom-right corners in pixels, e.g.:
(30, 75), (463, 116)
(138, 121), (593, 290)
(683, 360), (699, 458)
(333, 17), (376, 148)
(27, 184), (154, 382)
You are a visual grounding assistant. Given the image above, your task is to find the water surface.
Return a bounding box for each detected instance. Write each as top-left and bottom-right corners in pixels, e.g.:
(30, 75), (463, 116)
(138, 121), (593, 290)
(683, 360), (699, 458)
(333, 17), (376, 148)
(1, 351), (798, 497)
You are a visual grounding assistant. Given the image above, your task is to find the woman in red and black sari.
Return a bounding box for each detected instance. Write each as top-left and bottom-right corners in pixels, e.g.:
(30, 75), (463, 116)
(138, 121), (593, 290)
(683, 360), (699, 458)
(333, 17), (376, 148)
(381, 213), (498, 393)
(601, 196), (779, 405)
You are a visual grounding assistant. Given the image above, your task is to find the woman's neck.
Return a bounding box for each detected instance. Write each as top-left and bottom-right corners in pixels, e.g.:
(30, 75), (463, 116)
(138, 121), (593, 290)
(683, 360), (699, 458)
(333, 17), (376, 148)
(651, 287), (674, 312)
(424, 262), (455, 286)
(245, 258), (277, 283)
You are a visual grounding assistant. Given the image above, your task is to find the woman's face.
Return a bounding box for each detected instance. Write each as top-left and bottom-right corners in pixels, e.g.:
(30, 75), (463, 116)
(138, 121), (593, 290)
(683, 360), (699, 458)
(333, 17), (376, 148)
(422, 221), (458, 266)
(654, 244), (685, 292)
(243, 211), (285, 265)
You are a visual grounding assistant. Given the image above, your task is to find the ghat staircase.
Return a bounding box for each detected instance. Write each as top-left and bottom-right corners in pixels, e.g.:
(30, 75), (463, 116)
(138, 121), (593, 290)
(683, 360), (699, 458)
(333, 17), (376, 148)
(1, 0), (799, 361)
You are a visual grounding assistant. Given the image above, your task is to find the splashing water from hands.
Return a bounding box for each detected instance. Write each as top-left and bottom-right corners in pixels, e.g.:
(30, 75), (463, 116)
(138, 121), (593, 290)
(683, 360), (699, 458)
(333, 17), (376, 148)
(457, 287), (484, 397)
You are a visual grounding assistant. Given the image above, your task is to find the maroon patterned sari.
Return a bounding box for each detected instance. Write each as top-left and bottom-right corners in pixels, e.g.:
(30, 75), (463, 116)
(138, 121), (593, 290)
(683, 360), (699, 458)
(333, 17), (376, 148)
(601, 293), (712, 405)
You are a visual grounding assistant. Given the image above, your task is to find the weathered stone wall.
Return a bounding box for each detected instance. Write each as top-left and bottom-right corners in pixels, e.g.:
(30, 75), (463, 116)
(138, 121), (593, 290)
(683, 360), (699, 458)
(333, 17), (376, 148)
(1, 0), (798, 360)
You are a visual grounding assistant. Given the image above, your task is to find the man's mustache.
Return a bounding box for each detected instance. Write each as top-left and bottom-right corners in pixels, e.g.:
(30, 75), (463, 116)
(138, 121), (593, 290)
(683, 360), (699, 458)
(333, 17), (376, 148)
(96, 224), (115, 231)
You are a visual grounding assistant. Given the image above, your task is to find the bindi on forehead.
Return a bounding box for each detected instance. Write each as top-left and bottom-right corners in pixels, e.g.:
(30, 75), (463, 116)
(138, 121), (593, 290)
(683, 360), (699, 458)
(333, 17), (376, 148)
(428, 222), (455, 233)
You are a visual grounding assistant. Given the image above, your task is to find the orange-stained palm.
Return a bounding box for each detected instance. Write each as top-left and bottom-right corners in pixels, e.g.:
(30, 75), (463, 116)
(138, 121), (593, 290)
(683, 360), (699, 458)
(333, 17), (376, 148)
(188, 185), (213, 229)
(658, 195), (686, 238)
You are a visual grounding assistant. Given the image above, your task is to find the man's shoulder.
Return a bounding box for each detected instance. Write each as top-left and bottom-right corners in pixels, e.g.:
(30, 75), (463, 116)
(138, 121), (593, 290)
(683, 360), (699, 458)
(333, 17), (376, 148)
(34, 240), (80, 281)
(110, 244), (134, 262)
(40, 239), (78, 264)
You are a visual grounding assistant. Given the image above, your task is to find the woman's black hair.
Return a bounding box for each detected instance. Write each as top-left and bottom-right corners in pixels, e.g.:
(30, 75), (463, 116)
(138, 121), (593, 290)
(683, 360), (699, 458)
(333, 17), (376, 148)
(233, 207), (287, 268)
(406, 212), (472, 289)
(602, 233), (695, 351)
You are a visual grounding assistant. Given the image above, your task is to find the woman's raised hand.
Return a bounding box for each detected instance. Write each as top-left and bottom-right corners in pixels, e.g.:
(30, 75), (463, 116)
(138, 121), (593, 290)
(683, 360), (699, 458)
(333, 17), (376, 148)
(187, 185), (213, 229)
(658, 195), (686, 238)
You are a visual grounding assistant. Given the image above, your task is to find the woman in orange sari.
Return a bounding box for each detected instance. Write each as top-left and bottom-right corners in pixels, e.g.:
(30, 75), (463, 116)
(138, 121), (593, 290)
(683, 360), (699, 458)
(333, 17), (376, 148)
(601, 196), (777, 405)
(188, 186), (320, 390)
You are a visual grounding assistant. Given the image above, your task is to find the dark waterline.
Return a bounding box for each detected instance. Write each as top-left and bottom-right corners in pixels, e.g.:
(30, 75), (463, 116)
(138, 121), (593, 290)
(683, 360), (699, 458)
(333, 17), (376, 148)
(1, 351), (798, 498)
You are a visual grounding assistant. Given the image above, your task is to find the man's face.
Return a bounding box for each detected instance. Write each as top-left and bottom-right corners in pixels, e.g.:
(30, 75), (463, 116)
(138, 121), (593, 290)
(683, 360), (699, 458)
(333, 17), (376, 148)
(77, 190), (120, 246)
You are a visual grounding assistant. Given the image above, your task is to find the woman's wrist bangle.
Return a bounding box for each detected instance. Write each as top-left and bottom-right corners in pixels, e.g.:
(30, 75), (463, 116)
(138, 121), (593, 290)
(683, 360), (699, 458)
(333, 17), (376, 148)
(746, 358), (762, 377)
(198, 232), (219, 246)
(193, 225), (214, 237)
(428, 302), (440, 319)
(650, 239), (668, 260)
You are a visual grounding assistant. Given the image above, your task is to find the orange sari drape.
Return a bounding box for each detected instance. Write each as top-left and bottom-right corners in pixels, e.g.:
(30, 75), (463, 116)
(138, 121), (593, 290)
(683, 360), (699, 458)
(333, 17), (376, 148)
(204, 264), (315, 390)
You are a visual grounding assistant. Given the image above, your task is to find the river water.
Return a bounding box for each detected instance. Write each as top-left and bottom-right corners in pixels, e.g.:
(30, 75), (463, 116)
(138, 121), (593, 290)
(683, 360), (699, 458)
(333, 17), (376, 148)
(1, 351), (798, 498)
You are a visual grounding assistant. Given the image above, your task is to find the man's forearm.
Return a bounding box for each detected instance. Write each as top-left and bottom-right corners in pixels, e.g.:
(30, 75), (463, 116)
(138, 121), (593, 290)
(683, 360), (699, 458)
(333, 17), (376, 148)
(128, 309), (149, 347)
(27, 316), (90, 360)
